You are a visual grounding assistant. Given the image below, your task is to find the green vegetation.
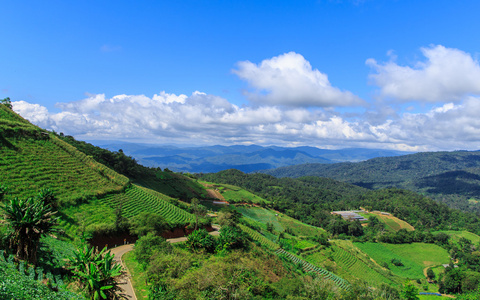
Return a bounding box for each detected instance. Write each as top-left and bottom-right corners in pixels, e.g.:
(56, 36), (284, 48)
(263, 151), (480, 214)
(354, 242), (449, 279)
(67, 245), (123, 300)
(433, 230), (480, 245)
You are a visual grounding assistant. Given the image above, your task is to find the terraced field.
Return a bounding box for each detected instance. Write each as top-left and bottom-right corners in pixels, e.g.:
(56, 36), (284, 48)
(0, 137), (127, 204)
(330, 241), (396, 286)
(101, 185), (195, 226)
(276, 248), (350, 290)
(239, 224), (279, 250)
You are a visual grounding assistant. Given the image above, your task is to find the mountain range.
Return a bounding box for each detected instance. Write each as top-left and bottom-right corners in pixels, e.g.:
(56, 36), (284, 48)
(90, 141), (410, 173)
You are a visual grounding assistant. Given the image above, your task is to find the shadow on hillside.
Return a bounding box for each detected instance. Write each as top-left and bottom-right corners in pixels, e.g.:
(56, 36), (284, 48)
(416, 170), (480, 196)
(0, 135), (17, 150)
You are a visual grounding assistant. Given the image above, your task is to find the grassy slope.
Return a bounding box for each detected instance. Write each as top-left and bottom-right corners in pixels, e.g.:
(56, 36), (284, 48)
(433, 230), (480, 245)
(354, 242), (450, 279)
(200, 181), (270, 204)
(359, 211), (415, 232)
(0, 106), (194, 236)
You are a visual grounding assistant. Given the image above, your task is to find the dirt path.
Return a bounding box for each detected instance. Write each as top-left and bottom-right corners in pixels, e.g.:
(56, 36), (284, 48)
(111, 226), (221, 299)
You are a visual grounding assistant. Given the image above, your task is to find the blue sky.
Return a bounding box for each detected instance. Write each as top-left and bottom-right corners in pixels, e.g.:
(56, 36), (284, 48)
(2, 0), (480, 151)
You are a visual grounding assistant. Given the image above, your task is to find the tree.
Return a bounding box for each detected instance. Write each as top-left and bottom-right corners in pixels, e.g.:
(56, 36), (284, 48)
(129, 212), (167, 237)
(134, 233), (172, 269)
(191, 198), (207, 230)
(401, 281), (419, 300)
(426, 267), (435, 280)
(186, 229), (216, 253)
(2, 191), (58, 264)
(1, 97), (12, 109)
(348, 220), (364, 237)
(216, 225), (249, 252)
(68, 245), (124, 300)
(216, 206), (242, 227)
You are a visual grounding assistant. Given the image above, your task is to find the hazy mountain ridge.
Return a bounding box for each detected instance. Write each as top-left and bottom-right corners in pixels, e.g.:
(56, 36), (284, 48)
(261, 150), (480, 213)
(91, 141), (410, 173)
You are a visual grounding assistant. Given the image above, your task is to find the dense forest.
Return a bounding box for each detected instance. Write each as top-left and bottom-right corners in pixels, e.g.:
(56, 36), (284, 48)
(200, 170), (480, 234)
(261, 151), (480, 213)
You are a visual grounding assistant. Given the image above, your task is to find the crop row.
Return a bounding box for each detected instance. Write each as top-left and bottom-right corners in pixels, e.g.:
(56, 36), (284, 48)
(239, 224), (279, 250)
(0, 139), (123, 202)
(332, 245), (393, 285)
(101, 185), (195, 226)
(276, 248), (350, 290)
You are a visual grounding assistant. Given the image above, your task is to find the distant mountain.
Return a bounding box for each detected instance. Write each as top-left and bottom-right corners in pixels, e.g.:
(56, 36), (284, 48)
(261, 150), (480, 214)
(89, 141), (411, 173)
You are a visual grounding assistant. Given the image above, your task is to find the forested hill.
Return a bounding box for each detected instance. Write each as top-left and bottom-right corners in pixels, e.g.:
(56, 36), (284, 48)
(199, 169), (480, 234)
(261, 151), (480, 213)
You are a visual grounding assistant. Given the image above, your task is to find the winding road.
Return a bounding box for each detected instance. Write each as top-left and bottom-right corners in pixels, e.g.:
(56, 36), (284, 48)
(110, 226), (220, 299)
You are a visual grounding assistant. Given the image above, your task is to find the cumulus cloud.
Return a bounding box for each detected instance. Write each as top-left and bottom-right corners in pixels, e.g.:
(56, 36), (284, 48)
(367, 45), (480, 102)
(233, 52), (364, 107)
(11, 48), (480, 151)
(12, 91), (480, 151)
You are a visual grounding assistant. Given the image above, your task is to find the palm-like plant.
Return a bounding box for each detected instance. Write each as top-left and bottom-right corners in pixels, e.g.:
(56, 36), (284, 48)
(68, 245), (124, 300)
(2, 194), (58, 264)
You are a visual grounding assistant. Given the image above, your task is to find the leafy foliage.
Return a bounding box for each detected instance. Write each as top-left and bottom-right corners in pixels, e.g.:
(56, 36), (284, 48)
(2, 190), (59, 264)
(68, 245), (124, 300)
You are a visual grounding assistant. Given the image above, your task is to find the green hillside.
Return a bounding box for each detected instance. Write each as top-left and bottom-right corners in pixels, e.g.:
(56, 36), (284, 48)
(0, 106), (195, 236)
(262, 151), (480, 214)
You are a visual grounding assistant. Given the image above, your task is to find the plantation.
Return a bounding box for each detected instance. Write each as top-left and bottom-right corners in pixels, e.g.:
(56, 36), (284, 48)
(102, 184), (195, 226)
(330, 240), (398, 286)
(0, 137), (127, 205)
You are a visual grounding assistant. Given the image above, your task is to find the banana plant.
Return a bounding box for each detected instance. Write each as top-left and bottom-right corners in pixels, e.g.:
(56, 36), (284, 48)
(68, 245), (124, 299)
(2, 193), (58, 264)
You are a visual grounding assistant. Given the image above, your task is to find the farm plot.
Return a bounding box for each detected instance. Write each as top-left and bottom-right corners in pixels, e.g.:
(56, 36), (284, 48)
(354, 242), (449, 279)
(0, 137), (125, 203)
(277, 213), (326, 237)
(237, 207), (284, 232)
(330, 241), (396, 286)
(276, 248), (350, 290)
(239, 224), (279, 250)
(101, 185), (195, 226)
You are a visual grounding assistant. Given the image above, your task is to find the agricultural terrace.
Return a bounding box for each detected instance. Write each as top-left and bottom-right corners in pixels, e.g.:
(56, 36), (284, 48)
(0, 135), (128, 205)
(331, 240), (398, 286)
(102, 184), (195, 226)
(354, 242), (450, 279)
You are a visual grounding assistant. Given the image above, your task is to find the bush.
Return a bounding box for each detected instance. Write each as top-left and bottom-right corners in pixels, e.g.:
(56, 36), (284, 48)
(134, 233), (172, 269)
(391, 258), (404, 266)
(186, 229), (216, 253)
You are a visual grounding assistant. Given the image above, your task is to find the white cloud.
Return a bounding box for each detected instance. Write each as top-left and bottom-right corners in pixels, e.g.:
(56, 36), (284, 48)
(233, 52), (364, 107)
(12, 93), (480, 151)
(367, 45), (480, 102)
